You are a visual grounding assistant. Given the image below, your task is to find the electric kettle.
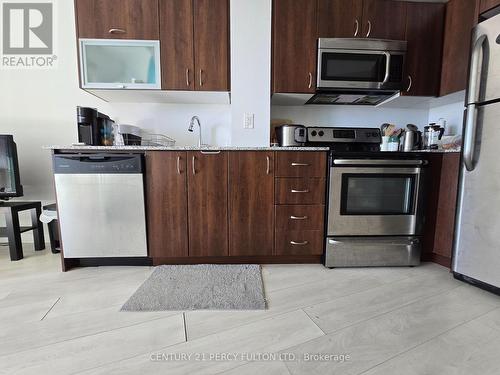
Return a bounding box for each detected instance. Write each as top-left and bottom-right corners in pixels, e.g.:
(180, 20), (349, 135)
(400, 124), (422, 151)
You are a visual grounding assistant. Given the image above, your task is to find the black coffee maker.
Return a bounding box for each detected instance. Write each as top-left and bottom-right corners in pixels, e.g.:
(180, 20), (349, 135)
(77, 107), (114, 146)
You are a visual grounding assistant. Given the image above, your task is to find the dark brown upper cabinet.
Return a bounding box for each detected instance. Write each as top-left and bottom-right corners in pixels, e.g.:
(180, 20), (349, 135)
(160, 0), (229, 91)
(193, 0), (230, 91)
(187, 151), (229, 257)
(272, 0), (317, 93)
(318, 0), (406, 40)
(317, 0), (363, 38)
(145, 152), (189, 258)
(160, 0), (195, 90)
(361, 0), (407, 40)
(440, 0), (479, 97)
(480, 0), (500, 14)
(403, 3), (446, 97)
(229, 152), (275, 256)
(75, 0), (159, 39)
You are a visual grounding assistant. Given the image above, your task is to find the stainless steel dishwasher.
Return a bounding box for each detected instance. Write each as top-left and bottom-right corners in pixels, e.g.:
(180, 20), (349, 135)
(53, 154), (147, 258)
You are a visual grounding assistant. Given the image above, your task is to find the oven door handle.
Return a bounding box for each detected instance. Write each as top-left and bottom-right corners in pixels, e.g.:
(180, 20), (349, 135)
(333, 159), (426, 166)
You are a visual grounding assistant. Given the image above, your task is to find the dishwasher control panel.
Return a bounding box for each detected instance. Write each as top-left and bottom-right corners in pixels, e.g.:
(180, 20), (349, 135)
(53, 154), (143, 174)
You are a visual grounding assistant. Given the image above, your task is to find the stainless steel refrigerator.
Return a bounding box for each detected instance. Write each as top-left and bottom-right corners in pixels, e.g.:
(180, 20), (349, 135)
(453, 13), (500, 292)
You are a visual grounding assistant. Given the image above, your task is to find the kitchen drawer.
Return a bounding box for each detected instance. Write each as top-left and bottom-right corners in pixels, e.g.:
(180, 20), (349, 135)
(275, 152), (327, 177)
(275, 205), (325, 231)
(275, 178), (326, 204)
(275, 230), (324, 255)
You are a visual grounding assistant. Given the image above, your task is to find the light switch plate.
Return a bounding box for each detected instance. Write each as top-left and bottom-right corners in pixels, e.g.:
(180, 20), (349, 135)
(244, 113), (254, 129)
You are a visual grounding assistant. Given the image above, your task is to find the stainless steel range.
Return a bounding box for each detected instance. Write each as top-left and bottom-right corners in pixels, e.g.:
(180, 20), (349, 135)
(306, 126), (424, 267)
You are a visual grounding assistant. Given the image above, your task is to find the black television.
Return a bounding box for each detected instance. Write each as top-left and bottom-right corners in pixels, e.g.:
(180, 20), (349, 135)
(0, 135), (23, 200)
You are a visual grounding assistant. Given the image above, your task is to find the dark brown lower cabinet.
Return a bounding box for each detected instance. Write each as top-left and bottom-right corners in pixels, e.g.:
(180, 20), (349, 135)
(422, 153), (461, 268)
(146, 152), (188, 258)
(229, 152), (275, 256)
(145, 151), (327, 264)
(187, 151), (228, 256)
(275, 230), (324, 255)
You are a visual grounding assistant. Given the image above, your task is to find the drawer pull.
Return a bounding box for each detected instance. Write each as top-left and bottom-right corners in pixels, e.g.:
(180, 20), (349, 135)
(290, 240), (309, 246)
(291, 189), (309, 193)
(291, 162), (310, 167)
(290, 215), (308, 220)
(109, 28), (126, 34)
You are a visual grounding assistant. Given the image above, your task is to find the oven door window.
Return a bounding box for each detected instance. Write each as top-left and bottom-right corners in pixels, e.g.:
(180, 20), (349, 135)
(341, 174), (416, 215)
(321, 52), (387, 82)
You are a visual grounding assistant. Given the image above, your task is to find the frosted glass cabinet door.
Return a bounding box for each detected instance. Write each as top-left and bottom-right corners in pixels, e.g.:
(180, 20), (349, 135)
(80, 39), (161, 89)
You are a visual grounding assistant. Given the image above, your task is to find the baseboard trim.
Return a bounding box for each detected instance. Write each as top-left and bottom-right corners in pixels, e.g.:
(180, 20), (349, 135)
(422, 252), (451, 268)
(152, 255), (322, 266)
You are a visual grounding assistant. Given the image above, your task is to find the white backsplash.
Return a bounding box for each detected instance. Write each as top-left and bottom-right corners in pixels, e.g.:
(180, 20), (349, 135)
(271, 105), (430, 131)
(428, 91), (466, 136)
(272, 91), (466, 136)
(108, 103), (232, 147)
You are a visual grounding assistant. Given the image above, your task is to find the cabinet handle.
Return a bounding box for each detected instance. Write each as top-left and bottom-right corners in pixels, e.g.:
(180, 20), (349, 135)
(290, 215), (308, 220)
(200, 150), (221, 154)
(308, 72), (313, 89)
(354, 18), (359, 37)
(176, 156), (181, 174)
(266, 156), (270, 175)
(199, 69), (203, 87)
(291, 162), (310, 167)
(186, 68), (190, 87)
(406, 75), (413, 93)
(366, 21), (372, 37)
(192, 156), (196, 175)
(291, 189), (309, 193)
(109, 28), (126, 34)
(290, 240), (309, 246)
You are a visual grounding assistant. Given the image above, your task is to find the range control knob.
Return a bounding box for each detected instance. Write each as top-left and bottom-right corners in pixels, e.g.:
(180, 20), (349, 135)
(318, 130), (324, 137)
(311, 130), (317, 137)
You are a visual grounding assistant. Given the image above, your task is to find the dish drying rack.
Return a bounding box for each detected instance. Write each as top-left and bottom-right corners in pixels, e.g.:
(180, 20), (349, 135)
(141, 133), (176, 147)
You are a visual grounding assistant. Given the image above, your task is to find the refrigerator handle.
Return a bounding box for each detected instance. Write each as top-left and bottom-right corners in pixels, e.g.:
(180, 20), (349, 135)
(467, 35), (487, 105)
(464, 35), (487, 172)
(463, 105), (478, 171)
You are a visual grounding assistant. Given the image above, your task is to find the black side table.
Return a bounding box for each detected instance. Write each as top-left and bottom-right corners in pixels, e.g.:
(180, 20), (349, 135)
(0, 201), (45, 261)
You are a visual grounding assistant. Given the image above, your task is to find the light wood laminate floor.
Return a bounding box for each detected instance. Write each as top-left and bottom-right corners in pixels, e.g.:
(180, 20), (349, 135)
(1, 244), (500, 375)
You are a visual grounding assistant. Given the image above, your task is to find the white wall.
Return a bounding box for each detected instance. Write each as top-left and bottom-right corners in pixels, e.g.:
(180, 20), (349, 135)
(109, 103), (231, 146)
(428, 91), (466, 136)
(0, 1), (108, 203)
(230, 0), (272, 146)
(272, 91), (467, 136)
(272, 106), (430, 131)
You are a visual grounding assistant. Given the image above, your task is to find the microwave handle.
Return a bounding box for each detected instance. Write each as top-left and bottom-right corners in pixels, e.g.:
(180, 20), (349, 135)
(382, 52), (391, 85)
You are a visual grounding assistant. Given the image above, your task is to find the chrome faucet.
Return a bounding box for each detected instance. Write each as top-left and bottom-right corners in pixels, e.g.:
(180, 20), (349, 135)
(188, 116), (203, 147)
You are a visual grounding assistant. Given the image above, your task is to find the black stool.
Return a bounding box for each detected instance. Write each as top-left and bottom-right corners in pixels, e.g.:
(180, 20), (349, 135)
(0, 201), (45, 261)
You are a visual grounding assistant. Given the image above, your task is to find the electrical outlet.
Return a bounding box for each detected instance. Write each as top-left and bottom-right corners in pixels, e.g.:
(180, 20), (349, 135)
(244, 113), (254, 129)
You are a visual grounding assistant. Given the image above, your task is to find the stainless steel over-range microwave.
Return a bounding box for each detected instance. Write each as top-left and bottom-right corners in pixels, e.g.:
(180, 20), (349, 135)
(317, 38), (407, 91)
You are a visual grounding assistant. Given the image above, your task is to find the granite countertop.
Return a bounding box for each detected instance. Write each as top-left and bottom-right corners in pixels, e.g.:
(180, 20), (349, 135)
(45, 145), (330, 151)
(408, 148), (461, 153)
(45, 145), (461, 153)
